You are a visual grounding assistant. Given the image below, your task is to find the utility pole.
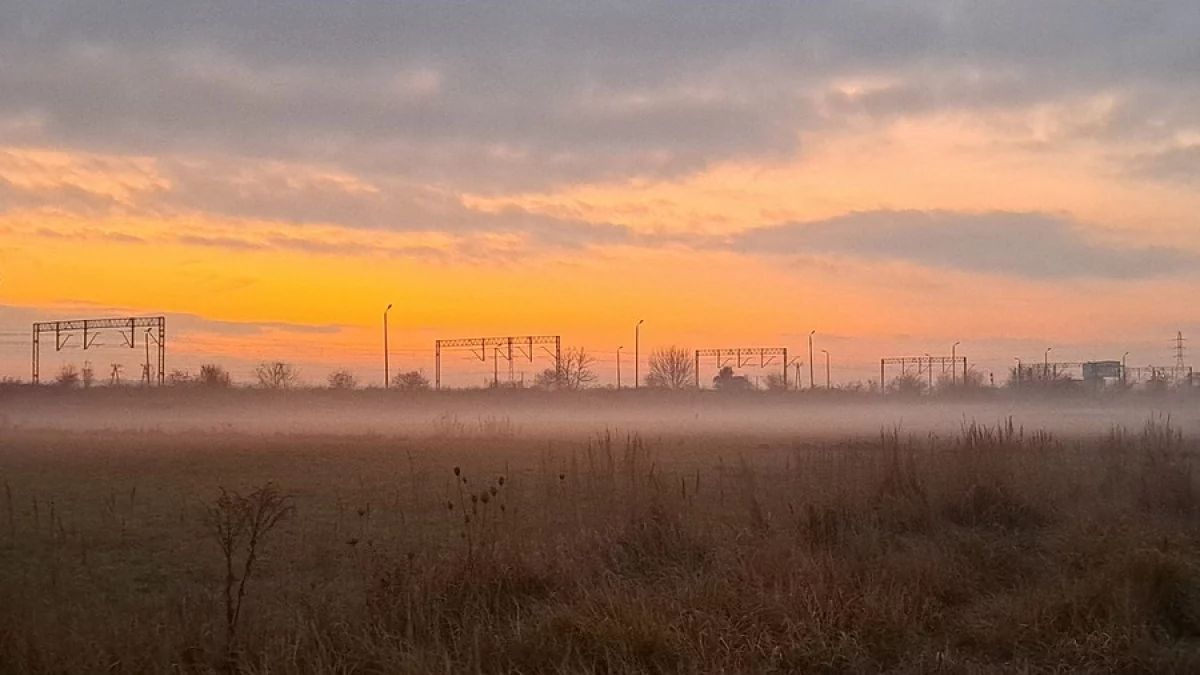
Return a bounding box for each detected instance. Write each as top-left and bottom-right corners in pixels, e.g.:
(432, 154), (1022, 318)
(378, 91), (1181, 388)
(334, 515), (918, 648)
(822, 349), (830, 389)
(952, 341), (960, 386)
(617, 346), (623, 389)
(635, 319), (644, 389)
(808, 330), (816, 390)
(384, 304), (393, 388)
(144, 329), (152, 386)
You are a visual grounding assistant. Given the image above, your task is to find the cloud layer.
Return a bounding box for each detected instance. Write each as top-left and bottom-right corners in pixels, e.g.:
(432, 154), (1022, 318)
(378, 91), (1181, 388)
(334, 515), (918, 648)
(733, 211), (1199, 280)
(3, 1), (1199, 192)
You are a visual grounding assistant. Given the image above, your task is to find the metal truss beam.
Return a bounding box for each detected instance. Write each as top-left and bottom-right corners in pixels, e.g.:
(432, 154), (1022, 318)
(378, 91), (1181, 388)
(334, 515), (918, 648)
(694, 347), (788, 389)
(880, 355), (968, 394)
(33, 316), (166, 385)
(434, 335), (561, 389)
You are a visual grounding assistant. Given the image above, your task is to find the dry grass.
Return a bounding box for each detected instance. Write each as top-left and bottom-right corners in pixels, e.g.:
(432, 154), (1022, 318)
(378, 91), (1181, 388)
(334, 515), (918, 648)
(3, 418), (1200, 673)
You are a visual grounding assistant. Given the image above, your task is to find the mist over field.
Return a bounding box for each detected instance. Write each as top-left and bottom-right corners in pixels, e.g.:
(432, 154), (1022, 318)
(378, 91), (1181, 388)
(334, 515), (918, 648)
(3, 388), (1198, 439)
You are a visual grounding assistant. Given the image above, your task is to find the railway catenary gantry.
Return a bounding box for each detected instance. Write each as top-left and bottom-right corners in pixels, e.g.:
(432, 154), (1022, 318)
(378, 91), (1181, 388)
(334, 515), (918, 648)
(434, 335), (561, 389)
(880, 355), (968, 394)
(694, 347), (788, 389)
(32, 316), (166, 385)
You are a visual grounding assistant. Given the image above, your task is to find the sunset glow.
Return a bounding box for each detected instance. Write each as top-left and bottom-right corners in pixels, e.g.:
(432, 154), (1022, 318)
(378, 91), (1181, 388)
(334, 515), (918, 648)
(3, 3), (1199, 386)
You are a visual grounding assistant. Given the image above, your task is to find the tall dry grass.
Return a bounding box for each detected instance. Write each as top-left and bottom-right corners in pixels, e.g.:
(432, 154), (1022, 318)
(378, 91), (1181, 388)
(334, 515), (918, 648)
(2, 418), (1200, 673)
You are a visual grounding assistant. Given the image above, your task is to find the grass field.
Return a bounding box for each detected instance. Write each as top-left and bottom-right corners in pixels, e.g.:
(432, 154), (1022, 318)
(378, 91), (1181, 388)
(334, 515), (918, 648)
(4, 414), (1200, 673)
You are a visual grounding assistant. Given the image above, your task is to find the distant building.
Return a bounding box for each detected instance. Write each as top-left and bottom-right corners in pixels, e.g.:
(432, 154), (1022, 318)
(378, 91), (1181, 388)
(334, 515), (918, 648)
(1082, 361), (1122, 388)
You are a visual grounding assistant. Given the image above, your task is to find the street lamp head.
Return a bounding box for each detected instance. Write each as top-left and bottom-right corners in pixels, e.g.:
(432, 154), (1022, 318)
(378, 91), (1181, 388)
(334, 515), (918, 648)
(386, 303), (393, 311)
(810, 329), (816, 335)
(637, 319), (644, 326)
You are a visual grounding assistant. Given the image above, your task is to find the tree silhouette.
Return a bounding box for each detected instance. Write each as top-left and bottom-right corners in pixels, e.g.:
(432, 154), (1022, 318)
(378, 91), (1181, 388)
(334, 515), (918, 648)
(392, 370), (431, 391)
(533, 347), (597, 390)
(713, 365), (754, 391)
(645, 346), (695, 390)
(199, 364), (233, 388)
(327, 369), (359, 389)
(255, 362), (300, 389)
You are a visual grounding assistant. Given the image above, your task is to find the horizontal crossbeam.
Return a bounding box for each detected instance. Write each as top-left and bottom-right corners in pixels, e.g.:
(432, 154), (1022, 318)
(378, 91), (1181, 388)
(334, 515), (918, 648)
(33, 316), (165, 332)
(435, 336), (560, 349)
(695, 348), (787, 357)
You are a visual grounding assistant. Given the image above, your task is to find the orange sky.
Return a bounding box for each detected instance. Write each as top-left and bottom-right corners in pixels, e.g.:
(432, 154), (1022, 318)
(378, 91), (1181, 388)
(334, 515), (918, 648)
(3, 3), (1199, 385)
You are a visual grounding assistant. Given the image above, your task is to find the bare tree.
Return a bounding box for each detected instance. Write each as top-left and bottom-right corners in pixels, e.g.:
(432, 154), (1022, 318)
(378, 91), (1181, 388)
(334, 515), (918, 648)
(645, 346), (695, 390)
(167, 369), (194, 386)
(202, 483), (294, 658)
(763, 372), (788, 391)
(392, 370), (431, 391)
(327, 369), (359, 389)
(199, 364), (233, 388)
(56, 364), (80, 388)
(889, 372), (927, 397)
(936, 368), (986, 393)
(255, 362), (300, 389)
(533, 347), (598, 390)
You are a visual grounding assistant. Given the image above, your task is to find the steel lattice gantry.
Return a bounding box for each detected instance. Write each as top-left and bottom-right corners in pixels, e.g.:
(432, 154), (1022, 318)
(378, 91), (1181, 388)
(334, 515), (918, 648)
(32, 316), (165, 385)
(434, 335), (561, 390)
(694, 347), (788, 389)
(880, 355), (967, 394)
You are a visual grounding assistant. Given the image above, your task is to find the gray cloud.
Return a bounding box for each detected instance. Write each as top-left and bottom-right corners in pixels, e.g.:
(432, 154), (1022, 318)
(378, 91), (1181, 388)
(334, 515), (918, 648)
(0, 176), (120, 216)
(3, 157), (636, 255)
(732, 210), (1199, 281)
(1128, 145), (1200, 183)
(2, 1), (1198, 191)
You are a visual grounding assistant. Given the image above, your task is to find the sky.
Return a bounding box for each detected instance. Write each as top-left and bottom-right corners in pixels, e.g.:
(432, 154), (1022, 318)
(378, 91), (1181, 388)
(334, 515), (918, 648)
(2, 1), (1200, 387)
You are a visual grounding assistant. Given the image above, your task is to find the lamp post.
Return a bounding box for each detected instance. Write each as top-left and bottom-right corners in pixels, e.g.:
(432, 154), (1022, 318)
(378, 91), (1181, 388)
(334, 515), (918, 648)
(383, 303), (393, 389)
(634, 319), (644, 389)
(1122, 351), (1130, 387)
(952, 341), (961, 386)
(1014, 356), (1022, 388)
(821, 349), (830, 389)
(808, 330), (816, 390)
(617, 346), (623, 389)
(925, 353), (933, 393)
(786, 357), (801, 391)
(1045, 347), (1052, 381)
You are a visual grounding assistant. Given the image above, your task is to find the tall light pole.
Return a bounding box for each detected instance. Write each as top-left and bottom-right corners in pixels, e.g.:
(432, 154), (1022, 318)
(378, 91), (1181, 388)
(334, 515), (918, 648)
(821, 349), (830, 389)
(925, 353), (933, 393)
(634, 319), (644, 389)
(1122, 351), (1130, 388)
(808, 330), (816, 390)
(1014, 356), (1022, 387)
(952, 341), (961, 386)
(617, 346), (624, 389)
(786, 357), (800, 391)
(383, 303), (393, 389)
(1044, 347), (1052, 381)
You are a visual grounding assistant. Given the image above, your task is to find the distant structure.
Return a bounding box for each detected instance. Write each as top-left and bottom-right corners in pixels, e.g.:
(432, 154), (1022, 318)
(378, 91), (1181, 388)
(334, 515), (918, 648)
(434, 335), (561, 390)
(1082, 361), (1121, 388)
(32, 316), (165, 385)
(693, 348), (788, 389)
(880, 355), (967, 394)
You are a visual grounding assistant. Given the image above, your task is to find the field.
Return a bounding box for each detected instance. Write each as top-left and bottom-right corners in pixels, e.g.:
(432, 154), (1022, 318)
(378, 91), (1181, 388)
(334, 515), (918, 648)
(4, 396), (1200, 673)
